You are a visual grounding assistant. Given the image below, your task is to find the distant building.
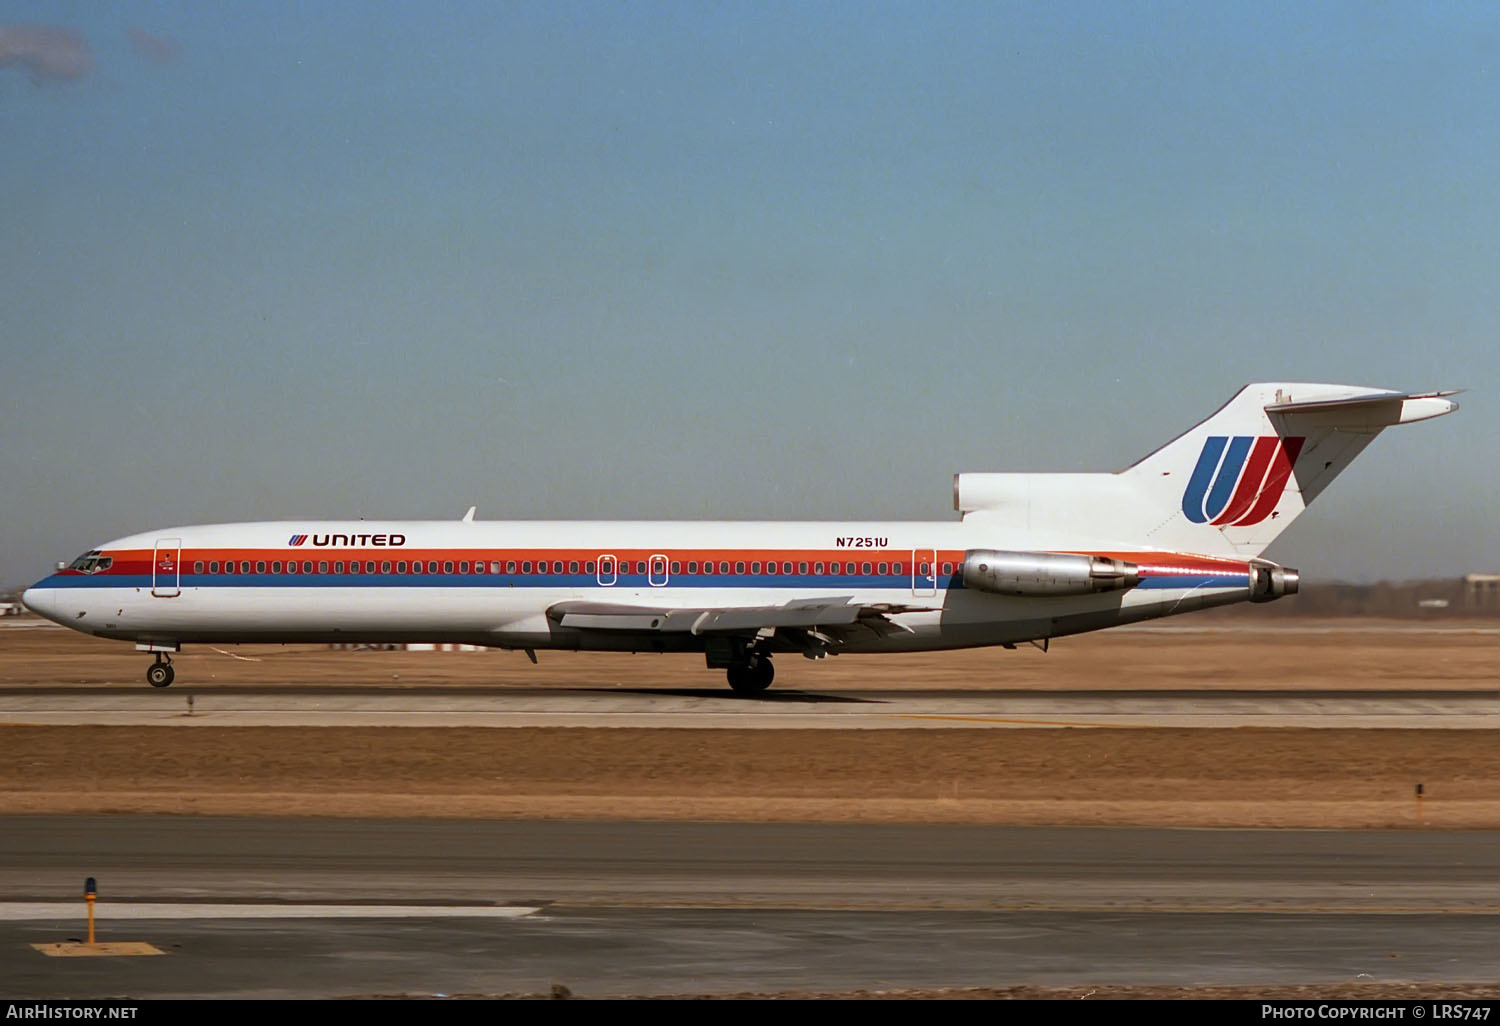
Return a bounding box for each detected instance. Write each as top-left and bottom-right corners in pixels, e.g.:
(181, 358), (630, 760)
(1464, 574), (1500, 609)
(0, 602), (21, 617)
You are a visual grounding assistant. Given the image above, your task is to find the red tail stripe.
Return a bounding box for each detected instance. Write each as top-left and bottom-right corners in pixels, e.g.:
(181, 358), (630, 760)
(1232, 436), (1305, 526)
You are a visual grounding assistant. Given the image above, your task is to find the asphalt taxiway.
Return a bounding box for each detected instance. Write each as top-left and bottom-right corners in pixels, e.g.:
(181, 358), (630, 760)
(3, 818), (1498, 998)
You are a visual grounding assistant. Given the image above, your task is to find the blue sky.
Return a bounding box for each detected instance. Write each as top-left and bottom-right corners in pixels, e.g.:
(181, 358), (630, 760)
(2, 2), (1493, 586)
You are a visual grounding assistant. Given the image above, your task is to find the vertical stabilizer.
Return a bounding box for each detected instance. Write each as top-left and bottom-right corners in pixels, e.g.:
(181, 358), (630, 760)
(1122, 383), (1458, 556)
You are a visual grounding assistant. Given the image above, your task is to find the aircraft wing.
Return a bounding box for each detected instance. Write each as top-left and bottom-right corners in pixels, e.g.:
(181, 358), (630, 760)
(547, 597), (934, 638)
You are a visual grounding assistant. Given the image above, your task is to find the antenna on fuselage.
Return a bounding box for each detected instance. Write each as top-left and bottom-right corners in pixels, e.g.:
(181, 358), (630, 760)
(461, 506), (476, 522)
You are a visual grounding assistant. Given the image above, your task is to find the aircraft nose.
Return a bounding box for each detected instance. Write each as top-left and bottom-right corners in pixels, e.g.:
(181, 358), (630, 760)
(21, 587), (56, 622)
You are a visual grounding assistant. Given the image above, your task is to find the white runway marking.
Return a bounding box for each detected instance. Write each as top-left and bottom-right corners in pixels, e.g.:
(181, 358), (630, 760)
(0, 902), (540, 920)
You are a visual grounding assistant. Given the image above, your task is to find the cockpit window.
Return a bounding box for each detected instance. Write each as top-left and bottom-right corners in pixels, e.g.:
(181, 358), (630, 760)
(67, 551), (113, 574)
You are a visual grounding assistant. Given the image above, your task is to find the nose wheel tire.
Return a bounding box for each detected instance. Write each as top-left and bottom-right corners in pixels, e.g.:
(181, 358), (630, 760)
(726, 656), (774, 695)
(146, 658), (174, 688)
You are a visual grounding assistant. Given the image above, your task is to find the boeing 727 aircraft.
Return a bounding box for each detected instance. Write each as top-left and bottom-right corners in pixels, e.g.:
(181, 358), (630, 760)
(22, 383), (1457, 692)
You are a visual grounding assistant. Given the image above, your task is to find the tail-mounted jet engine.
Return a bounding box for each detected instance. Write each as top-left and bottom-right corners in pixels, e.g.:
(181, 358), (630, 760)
(1249, 562), (1299, 603)
(962, 550), (1141, 597)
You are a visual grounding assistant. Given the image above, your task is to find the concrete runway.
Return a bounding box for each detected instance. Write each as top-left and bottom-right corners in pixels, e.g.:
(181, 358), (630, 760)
(3, 818), (1499, 998)
(1, 684), (1496, 728)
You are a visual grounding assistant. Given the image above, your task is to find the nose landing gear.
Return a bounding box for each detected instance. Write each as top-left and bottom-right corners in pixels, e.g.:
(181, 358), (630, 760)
(146, 653), (175, 688)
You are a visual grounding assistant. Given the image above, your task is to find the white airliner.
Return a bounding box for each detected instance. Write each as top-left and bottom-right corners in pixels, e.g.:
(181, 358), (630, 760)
(22, 383), (1457, 692)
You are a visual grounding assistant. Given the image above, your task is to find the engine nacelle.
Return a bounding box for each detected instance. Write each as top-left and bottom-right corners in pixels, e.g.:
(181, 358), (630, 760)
(1250, 563), (1299, 603)
(961, 550), (1141, 597)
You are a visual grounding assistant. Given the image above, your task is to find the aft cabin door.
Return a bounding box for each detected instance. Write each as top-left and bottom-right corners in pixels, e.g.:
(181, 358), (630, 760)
(912, 548), (937, 597)
(152, 538), (181, 597)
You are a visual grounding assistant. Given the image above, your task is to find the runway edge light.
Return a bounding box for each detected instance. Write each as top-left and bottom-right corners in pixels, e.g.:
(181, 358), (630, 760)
(85, 876), (96, 944)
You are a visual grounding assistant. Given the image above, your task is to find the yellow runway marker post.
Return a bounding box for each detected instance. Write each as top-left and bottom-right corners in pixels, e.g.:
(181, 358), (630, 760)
(30, 878), (165, 958)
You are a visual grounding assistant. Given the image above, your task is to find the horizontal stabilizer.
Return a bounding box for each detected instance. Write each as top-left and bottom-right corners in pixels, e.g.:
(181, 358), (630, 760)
(1264, 389), (1460, 424)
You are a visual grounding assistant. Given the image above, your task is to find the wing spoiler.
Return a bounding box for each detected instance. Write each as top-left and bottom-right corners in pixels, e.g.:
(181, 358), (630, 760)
(548, 598), (933, 636)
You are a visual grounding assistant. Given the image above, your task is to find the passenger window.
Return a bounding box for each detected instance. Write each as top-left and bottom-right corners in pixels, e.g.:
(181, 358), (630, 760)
(861, 562), (872, 575)
(241, 561), (252, 574)
(798, 562), (808, 574)
(444, 561), (455, 574)
(209, 561), (220, 573)
(459, 561), (470, 574)
(507, 561), (517, 573)
(686, 561), (697, 574)
(671, 561), (681, 574)
(569, 561), (579, 574)
(751, 562), (761, 574)
(368, 561), (377, 573)
(522, 561), (532, 574)
(583, 561), (593, 574)
(920, 562), (930, 576)
(332, 562), (343, 574)
(942, 562), (953, 575)
(382, 561), (392, 573)
(426, 561), (437, 574)
(302, 561), (313, 573)
(814, 562), (824, 574)
(351, 561), (362, 574)
(735, 561), (745, 574)
(893, 562), (903, 575)
(317, 561), (328, 573)
(718, 561), (729, 574)
(491, 561), (502, 574)
(272, 561), (282, 574)
(552, 561), (563, 574)
(767, 562), (778, 575)
(782, 561), (793, 574)
(878, 562), (888, 575)
(194, 561), (204, 574)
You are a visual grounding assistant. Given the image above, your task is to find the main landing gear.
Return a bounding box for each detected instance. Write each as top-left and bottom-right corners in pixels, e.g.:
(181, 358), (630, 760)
(146, 653), (175, 688)
(726, 652), (774, 695)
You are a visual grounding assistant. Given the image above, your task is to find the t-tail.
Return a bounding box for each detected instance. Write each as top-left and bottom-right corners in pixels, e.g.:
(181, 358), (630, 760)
(955, 383), (1459, 559)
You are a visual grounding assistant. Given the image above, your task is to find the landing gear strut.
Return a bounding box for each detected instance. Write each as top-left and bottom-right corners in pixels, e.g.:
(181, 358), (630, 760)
(726, 652), (774, 695)
(146, 653), (175, 688)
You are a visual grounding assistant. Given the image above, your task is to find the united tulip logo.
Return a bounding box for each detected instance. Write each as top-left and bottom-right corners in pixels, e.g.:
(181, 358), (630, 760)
(1182, 436), (1304, 526)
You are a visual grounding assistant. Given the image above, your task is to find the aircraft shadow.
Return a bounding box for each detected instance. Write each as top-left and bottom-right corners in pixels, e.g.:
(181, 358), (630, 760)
(573, 687), (884, 704)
